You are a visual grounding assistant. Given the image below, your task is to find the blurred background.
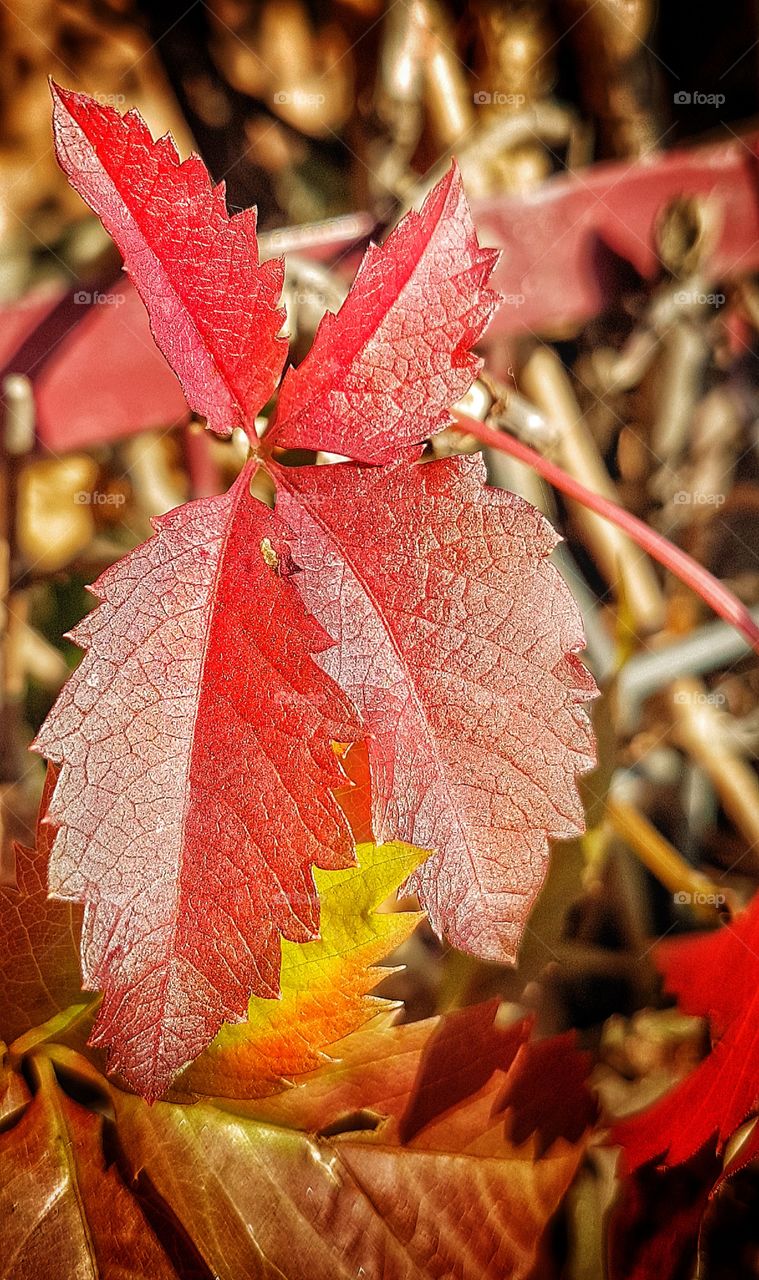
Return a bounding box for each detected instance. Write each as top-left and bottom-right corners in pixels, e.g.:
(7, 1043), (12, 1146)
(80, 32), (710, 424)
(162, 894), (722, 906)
(4, 1), (759, 1272)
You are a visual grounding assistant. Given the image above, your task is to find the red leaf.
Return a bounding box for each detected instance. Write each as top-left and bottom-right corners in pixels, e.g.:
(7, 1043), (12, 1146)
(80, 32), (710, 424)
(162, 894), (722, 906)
(267, 163), (500, 464)
(474, 130), (759, 338)
(607, 1149), (720, 1280)
(274, 453), (596, 959)
(38, 88), (596, 1099)
(498, 1032), (597, 1151)
(614, 897), (759, 1169)
(51, 83), (287, 439)
(398, 1000), (529, 1143)
(0, 765), (83, 1044)
(36, 279), (189, 450)
(34, 463), (359, 1099)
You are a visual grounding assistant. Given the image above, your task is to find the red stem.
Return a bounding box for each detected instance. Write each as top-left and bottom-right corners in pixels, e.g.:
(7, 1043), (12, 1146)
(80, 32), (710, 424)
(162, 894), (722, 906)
(452, 410), (759, 655)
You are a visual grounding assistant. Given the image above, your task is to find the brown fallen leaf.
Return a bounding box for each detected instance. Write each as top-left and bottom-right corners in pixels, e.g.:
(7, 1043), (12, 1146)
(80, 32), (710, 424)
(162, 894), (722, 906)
(0, 765), (83, 1045)
(112, 1001), (592, 1280)
(113, 1082), (584, 1280)
(0, 1056), (181, 1280)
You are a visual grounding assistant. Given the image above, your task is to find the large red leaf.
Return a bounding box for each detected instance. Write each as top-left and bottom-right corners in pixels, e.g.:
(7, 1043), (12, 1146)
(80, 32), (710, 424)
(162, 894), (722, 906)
(34, 463), (359, 1099)
(274, 453), (596, 959)
(51, 83), (287, 439)
(267, 162), (499, 464)
(614, 896), (759, 1169)
(38, 88), (596, 1101)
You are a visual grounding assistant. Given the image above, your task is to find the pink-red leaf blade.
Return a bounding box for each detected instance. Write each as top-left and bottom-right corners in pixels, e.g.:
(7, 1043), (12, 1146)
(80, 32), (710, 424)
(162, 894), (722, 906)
(274, 454), (596, 961)
(51, 84), (287, 439)
(34, 464), (359, 1098)
(268, 163), (500, 463)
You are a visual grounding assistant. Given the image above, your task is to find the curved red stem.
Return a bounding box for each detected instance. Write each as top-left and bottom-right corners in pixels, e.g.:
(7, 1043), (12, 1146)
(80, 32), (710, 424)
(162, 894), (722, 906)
(452, 410), (759, 655)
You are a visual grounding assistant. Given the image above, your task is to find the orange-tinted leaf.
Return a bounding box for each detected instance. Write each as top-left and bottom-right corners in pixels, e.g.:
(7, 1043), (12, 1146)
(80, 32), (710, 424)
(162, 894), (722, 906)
(0, 1057), (181, 1279)
(333, 741), (374, 843)
(113, 1055), (585, 1280)
(233, 1009), (439, 1131)
(0, 765), (82, 1044)
(233, 1000), (594, 1160)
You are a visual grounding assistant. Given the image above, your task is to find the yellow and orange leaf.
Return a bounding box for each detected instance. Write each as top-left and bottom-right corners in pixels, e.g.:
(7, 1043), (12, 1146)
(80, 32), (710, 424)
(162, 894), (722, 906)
(180, 841), (426, 1099)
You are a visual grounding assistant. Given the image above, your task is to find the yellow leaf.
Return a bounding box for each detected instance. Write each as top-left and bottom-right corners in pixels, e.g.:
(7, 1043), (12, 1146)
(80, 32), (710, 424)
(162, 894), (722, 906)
(179, 841), (425, 1099)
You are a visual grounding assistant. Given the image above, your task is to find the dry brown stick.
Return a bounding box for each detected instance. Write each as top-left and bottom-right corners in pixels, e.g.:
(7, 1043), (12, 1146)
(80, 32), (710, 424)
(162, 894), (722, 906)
(605, 794), (725, 918)
(519, 346), (665, 634)
(650, 321), (710, 466)
(670, 677), (759, 856)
